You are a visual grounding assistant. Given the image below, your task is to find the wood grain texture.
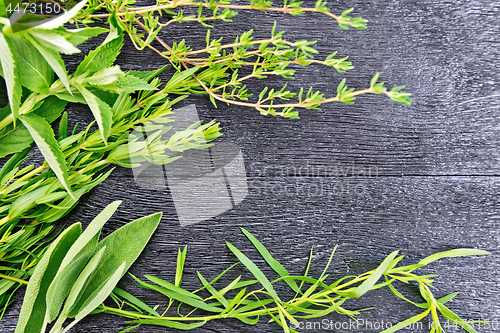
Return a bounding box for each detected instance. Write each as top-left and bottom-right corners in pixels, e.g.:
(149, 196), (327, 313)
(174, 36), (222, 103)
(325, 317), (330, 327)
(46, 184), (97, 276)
(1, 0), (500, 332)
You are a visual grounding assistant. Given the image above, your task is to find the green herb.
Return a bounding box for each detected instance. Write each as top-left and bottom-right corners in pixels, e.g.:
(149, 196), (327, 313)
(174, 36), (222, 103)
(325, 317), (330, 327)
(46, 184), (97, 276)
(14, 201), (162, 333)
(94, 228), (489, 333)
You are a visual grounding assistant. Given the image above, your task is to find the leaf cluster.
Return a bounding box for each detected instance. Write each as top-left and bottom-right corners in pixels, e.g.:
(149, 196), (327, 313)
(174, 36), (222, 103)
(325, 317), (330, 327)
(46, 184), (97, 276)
(101, 228), (489, 333)
(14, 201), (162, 333)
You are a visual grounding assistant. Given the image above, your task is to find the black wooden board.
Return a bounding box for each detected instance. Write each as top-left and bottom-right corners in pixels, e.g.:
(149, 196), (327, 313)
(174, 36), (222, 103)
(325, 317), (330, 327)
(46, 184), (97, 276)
(1, 0), (500, 332)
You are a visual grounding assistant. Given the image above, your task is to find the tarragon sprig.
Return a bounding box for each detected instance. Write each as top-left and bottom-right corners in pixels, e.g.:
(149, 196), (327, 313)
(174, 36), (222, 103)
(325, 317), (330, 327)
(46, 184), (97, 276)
(92, 228), (489, 333)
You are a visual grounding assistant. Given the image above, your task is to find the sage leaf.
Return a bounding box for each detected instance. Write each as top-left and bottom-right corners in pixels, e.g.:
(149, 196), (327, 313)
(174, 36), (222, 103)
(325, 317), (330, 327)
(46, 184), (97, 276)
(67, 212), (162, 317)
(36, 0), (89, 30)
(14, 223), (81, 333)
(46, 200), (122, 322)
(75, 84), (112, 142)
(10, 36), (53, 94)
(20, 113), (74, 198)
(74, 29), (123, 76)
(49, 247), (107, 333)
(0, 33), (22, 123)
(61, 262), (126, 333)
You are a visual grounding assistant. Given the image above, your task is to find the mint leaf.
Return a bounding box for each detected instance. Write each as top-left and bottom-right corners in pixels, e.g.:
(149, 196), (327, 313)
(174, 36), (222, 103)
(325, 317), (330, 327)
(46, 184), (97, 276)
(74, 29), (123, 76)
(20, 113), (74, 198)
(0, 33), (22, 123)
(75, 84), (112, 142)
(10, 36), (54, 94)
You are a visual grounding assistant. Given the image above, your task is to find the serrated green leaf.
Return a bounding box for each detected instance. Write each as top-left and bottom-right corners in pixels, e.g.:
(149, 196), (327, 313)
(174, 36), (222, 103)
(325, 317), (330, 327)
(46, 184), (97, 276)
(74, 29), (123, 76)
(240, 228), (300, 293)
(75, 84), (112, 142)
(226, 241), (281, 302)
(46, 201), (122, 322)
(10, 36), (53, 94)
(65, 27), (109, 46)
(0, 33), (22, 123)
(68, 212), (162, 318)
(20, 113), (73, 198)
(29, 30), (80, 55)
(14, 223), (81, 333)
(26, 35), (70, 92)
(84, 66), (124, 86)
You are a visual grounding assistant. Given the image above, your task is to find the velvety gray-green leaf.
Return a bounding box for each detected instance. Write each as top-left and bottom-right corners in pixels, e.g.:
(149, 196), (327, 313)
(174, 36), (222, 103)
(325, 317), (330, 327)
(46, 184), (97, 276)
(68, 212), (162, 317)
(14, 223), (81, 333)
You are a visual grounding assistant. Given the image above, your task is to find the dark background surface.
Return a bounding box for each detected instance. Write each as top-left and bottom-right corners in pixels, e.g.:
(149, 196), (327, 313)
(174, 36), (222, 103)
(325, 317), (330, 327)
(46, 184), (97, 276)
(2, 0), (500, 332)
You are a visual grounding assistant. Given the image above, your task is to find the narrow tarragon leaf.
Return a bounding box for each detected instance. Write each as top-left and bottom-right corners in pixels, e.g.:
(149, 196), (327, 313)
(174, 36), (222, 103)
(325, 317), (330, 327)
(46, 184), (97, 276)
(113, 287), (160, 317)
(74, 29), (123, 76)
(10, 36), (53, 94)
(125, 319), (206, 330)
(14, 223), (81, 333)
(46, 201), (122, 322)
(226, 241), (281, 302)
(75, 84), (112, 142)
(20, 113), (74, 198)
(26, 35), (71, 93)
(418, 249), (490, 267)
(336, 250), (399, 298)
(36, 0), (88, 30)
(240, 228), (300, 293)
(68, 212), (162, 318)
(436, 302), (479, 333)
(379, 308), (432, 333)
(0, 33), (22, 123)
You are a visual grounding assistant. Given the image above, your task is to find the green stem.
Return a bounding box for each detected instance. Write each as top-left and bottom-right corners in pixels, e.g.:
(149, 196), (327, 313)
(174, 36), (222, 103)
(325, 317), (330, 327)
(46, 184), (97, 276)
(0, 273), (28, 285)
